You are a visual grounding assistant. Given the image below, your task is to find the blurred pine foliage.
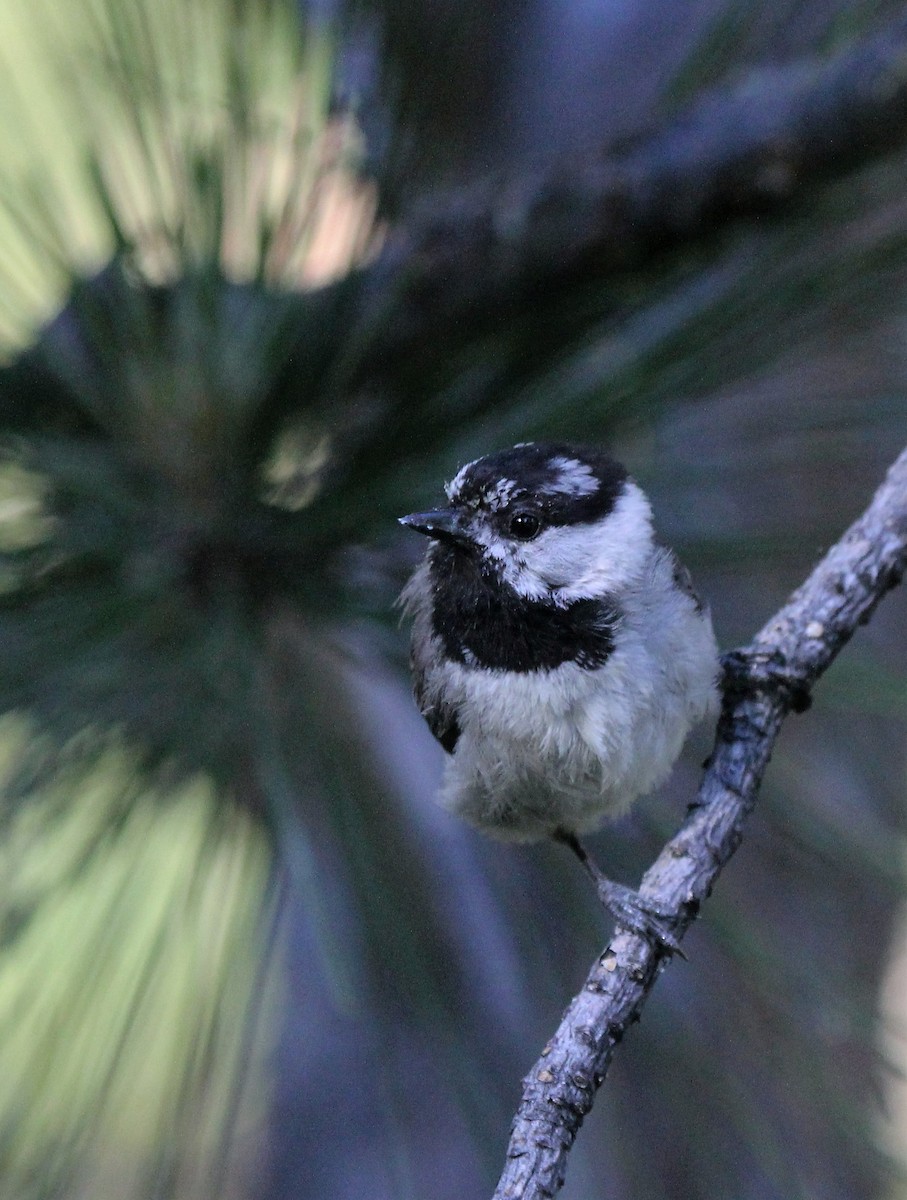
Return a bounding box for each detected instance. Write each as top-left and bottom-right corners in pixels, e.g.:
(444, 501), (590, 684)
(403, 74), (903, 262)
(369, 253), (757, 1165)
(0, 2), (906, 1200)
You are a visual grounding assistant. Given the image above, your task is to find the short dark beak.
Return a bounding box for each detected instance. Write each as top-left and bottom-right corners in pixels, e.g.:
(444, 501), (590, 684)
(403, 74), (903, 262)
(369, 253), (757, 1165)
(398, 507), (472, 545)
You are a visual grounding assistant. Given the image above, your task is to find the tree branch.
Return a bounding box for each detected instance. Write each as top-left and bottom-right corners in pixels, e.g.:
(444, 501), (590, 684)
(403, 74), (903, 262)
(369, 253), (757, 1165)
(367, 13), (907, 366)
(492, 445), (907, 1200)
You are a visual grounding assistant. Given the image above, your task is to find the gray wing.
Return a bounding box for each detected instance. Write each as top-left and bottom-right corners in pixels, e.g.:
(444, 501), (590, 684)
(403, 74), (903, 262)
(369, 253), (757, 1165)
(667, 548), (705, 614)
(422, 695), (461, 754)
(401, 560), (462, 754)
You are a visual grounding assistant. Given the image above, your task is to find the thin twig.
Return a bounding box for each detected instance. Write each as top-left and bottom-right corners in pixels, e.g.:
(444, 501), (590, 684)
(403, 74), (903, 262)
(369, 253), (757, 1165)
(492, 445), (907, 1200)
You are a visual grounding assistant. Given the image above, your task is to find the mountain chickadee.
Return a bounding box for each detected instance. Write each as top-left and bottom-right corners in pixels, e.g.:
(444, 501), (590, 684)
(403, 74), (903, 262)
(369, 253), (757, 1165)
(399, 442), (720, 949)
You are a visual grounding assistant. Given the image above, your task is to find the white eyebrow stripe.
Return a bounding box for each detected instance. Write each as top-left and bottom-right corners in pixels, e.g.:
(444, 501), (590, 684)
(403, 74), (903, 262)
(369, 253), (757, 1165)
(541, 457), (600, 498)
(446, 458), (480, 501)
(483, 478), (518, 511)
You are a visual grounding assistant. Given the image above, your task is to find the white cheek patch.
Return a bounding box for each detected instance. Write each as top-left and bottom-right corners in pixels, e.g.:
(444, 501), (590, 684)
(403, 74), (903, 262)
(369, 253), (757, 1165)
(468, 523), (550, 600)
(548, 482), (654, 599)
(491, 481), (654, 602)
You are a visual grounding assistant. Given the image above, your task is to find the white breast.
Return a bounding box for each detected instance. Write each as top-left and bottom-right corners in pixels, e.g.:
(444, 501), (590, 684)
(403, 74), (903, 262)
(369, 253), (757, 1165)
(435, 548), (719, 842)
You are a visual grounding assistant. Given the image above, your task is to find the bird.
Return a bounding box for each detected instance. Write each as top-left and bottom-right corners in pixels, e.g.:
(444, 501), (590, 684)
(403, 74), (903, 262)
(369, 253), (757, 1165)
(398, 442), (720, 950)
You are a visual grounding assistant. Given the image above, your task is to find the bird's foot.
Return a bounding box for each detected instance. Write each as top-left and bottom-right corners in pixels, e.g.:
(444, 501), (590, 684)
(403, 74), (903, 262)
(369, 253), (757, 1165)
(552, 829), (687, 955)
(594, 878), (686, 957)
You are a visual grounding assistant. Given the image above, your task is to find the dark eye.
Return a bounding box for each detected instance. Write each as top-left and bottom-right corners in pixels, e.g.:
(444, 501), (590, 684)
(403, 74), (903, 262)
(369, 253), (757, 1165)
(509, 511), (542, 540)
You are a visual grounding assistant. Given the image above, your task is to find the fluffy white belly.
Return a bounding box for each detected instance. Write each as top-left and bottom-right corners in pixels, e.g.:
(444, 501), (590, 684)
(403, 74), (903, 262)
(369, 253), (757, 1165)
(438, 618), (718, 842)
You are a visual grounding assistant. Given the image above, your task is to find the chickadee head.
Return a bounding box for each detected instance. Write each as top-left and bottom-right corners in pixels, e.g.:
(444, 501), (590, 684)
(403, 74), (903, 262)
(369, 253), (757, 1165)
(399, 442), (655, 605)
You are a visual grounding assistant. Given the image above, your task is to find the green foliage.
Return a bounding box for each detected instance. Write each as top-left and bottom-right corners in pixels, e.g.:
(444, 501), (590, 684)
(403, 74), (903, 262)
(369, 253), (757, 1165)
(0, 724), (275, 1199)
(0, 0), (341, 352)
(0, 0), (348, 1194)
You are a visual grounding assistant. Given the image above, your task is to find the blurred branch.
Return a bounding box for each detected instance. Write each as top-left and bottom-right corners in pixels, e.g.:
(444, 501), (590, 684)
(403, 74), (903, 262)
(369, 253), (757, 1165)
(365, 12), (907, 367)
(492, 443), (907, 1200)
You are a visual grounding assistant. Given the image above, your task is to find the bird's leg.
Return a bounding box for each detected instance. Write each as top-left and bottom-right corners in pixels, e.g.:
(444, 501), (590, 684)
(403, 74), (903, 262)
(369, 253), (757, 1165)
(552, 829), (685, 956)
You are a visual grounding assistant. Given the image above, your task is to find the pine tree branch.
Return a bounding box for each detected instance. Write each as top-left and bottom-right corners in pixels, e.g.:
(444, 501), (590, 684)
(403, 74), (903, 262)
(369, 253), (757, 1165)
(492, 444), (907, 1200)
(366, 13), (907, 366)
